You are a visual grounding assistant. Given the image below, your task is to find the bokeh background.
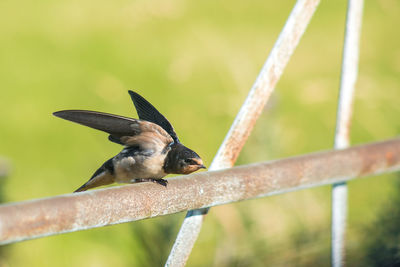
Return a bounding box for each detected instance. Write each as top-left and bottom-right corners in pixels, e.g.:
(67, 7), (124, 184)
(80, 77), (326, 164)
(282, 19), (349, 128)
(1, 0), (399, 266)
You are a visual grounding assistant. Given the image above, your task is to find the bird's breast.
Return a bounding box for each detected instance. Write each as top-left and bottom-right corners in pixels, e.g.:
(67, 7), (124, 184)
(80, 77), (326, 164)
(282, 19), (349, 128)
(113, 152), (167, 183)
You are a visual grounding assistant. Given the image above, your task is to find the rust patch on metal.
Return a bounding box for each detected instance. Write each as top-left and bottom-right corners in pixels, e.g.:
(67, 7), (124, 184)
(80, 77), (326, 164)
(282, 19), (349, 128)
(358, 149), (377, 176)
(385, 151), (399, 167)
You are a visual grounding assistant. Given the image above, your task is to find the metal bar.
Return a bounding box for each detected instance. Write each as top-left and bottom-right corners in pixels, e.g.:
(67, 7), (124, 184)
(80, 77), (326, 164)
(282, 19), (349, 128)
(166, 0), (321, 265)
(332, 183), (348, 266)
(0, 138), (399, 246)
(332, 0), (364, 266)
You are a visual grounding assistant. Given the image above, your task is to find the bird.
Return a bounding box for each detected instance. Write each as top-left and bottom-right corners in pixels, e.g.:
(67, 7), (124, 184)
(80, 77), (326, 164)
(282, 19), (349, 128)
(53, 90), (206, 192)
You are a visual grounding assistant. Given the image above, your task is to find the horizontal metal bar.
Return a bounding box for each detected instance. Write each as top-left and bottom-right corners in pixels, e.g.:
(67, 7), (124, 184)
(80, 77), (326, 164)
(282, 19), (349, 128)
(0, 137), (399, 245)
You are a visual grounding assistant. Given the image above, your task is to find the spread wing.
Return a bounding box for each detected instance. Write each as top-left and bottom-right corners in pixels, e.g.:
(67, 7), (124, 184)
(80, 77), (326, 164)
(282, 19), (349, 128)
(128, 90), (180, 143)
(53, 110), (173, 146)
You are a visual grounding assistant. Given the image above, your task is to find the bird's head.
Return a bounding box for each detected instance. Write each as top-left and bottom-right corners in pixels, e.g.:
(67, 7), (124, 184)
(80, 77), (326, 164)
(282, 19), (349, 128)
(164, 143), (206, 174)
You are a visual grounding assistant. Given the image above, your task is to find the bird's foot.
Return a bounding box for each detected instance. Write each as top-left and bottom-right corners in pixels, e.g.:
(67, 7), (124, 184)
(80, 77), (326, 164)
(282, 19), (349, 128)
(150, 178), (168, 187)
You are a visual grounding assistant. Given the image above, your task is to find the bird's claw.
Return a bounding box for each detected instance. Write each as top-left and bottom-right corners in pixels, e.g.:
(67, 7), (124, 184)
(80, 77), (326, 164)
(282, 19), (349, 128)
(150, 178), (168, 187)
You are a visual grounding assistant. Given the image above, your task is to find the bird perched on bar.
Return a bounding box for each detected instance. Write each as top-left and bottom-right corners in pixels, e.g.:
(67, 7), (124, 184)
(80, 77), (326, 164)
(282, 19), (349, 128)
(53, 90), (206, 192)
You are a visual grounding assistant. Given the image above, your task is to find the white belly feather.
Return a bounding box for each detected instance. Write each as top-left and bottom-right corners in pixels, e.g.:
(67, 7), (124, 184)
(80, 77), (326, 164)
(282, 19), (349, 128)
(113, 151), (167, 183)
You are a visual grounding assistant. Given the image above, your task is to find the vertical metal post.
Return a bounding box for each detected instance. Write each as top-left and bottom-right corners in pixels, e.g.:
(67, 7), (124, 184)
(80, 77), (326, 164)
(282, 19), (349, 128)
(332, 0), (363, 266)
(165, 0), (320, 266)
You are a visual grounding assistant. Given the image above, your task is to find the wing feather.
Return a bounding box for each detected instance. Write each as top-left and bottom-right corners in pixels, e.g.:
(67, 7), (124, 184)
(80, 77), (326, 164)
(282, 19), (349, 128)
(128, 90), (180, 143)
(53, 110), (173, 145)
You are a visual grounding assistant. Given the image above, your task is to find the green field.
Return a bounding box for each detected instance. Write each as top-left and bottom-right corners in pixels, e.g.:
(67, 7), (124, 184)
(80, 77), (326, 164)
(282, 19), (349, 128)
(0, 0), (399, 266)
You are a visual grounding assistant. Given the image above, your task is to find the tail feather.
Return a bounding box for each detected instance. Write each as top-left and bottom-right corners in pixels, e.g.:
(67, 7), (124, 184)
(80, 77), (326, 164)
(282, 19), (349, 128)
(74, 184), (89, 193)
(74, 171), (115, 193)
(74, 157), (115, 193)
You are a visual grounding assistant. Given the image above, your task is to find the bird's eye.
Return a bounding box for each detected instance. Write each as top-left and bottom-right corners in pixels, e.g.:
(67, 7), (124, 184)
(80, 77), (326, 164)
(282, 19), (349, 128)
(184, 159), (192, 164)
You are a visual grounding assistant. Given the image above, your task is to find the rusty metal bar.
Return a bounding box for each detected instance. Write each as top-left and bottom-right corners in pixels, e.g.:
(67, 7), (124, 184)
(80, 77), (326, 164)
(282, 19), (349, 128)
(166, 0), (321, 265)
(332, 0), (364, 266)
(0, 138), (399, 246)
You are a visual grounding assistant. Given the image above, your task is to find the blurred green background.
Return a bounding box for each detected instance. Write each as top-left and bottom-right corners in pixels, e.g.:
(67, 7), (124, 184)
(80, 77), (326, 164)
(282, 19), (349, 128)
(0, 0), (399, 266)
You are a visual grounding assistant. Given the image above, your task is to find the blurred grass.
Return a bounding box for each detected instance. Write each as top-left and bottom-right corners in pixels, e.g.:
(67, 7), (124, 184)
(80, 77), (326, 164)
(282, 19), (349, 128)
(0, 0), (399, 266)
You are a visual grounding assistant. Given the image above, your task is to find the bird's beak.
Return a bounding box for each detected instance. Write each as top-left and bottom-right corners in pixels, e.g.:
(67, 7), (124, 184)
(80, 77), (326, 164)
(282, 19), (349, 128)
(198, 164), (206, 169)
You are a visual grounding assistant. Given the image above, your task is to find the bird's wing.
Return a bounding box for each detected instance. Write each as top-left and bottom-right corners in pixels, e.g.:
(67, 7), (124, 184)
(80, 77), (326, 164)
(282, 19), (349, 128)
(53, 110), (173, 146)
(128, 90), (180, 143)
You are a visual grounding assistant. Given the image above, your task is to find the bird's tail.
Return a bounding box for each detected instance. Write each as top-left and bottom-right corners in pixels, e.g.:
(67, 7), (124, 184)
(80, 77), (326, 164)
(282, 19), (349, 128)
(73, 171), (115, 193)
(74, 183), (89, 193)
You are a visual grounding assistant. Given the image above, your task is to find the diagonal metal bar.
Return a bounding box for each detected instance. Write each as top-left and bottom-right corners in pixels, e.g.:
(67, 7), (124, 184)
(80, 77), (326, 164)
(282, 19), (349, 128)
(331, 0), (364, 266)
(165, 0), (320, 265)
(0, 138), (399, 246)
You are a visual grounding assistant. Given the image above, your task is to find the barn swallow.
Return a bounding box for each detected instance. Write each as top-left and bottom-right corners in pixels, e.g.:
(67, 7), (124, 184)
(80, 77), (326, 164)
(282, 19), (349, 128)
(53, 90), (205, 192)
